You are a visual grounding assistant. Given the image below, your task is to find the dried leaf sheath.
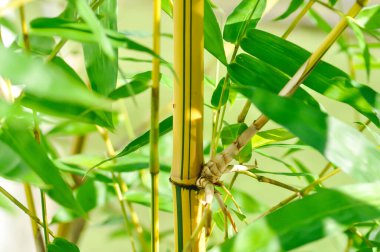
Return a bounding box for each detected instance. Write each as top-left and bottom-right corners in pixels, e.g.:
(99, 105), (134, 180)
(171, 0), (205, 251)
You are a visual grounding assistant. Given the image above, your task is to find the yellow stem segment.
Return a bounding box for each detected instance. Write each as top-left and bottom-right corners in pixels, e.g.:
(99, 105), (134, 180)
(171, 0), (205, 251)
(151, 0), (161, 251)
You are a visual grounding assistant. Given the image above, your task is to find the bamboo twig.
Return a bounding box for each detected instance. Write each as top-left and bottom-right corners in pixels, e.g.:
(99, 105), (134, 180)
(0, 186), (55, 238)
(197, 0), (367, 189)
(150, 0), (161, 251)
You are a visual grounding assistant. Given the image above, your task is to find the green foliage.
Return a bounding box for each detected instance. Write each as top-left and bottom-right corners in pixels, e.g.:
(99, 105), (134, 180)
(275, 0), (303, 20)
(220, 123), (252, 163)
(48, 237), (80, 252)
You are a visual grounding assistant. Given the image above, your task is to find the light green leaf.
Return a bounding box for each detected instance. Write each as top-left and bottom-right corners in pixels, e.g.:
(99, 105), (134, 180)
(240, 29), (380, 126)
(356, 5), (380, 30)
(252, 128), (295, 149)
(223, 0), (266, 43)
(213, 183), (380, 251)
(205, 0), (227, 64)
(161, 0), (173, 17)
(275, 0), (303, 20)
(0, 46), (111, 111)
(71, 0), (114, 58)
(124, 191), (173, 213)
(221, 123), (252, 163)
(0, 127), (83, 214)
(76, 178), (97, 212)
(48, 237), (80, 252)
(234, 86), (380, 182)
(47, 121), (96, 136)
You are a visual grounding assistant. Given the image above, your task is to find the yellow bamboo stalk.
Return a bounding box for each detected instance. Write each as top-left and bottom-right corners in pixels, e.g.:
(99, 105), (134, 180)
(171, 0), (205, 251)
(151, 0), (161, 251)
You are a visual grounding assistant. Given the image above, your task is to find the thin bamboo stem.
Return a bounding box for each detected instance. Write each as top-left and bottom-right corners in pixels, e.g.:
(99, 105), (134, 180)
(0, 186), (55, 238)
(150, 0), (161, 251)
(197, 0), (367, 188)
(40, 191), (50, 247)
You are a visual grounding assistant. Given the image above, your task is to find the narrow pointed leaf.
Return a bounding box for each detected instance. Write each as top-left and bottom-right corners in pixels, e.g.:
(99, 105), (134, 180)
(223, 0), (266, 43)
(213, 183), (380, 251)
(221, 123), (252, 163)
(240, 29), (380, 126)
(275, 0), (303, 20)
(252, 128), (295, 149)
(356, 5), (380, 30)
(234, 86), (380, 182)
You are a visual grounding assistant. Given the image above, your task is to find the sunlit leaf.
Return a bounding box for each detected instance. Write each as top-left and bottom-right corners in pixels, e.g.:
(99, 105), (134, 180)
(252, 128), (295, 149)
(356, 5), (380, 30)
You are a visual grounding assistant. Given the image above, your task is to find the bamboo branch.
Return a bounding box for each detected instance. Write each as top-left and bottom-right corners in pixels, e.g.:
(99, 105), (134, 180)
(150, 0), (161, 251)
(196, 0), (367, 189)
(0, 186), (55, 238)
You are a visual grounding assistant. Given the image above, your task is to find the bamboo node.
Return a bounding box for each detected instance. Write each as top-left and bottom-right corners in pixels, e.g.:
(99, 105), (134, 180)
(169, 177), (200, 191)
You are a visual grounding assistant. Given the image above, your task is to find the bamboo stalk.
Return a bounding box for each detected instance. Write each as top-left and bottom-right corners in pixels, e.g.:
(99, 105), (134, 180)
(150, 0), (161, 251)
(171, 0), (205, 251)
(196, 0), (368, 189)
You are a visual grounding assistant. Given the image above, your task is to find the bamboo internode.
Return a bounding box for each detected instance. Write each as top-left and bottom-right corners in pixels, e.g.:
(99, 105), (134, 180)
(171, 0), (205, 251)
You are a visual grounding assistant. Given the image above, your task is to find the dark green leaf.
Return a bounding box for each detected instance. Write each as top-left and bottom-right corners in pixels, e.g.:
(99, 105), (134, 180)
(48, 237), (80, 252)
(240, 29), (380, 126)
(234, 86), (380, 182)
(275, 0), (303, 20)
(76, 178), (97, 212)
(328, 0), (338, 6)
(220, 123), (252, 163)
(228, 54), (320, 108)
(109, 71), (155, 100)
(213, 183), (380, 251)
(205, 0), (227, 64)
(211, 77), (230, 108)
(223, 0), (266, 43)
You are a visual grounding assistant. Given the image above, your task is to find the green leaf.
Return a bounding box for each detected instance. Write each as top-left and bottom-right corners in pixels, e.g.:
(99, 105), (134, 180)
(252, 128), (295, 149)
(124, 191), (173, 213)
(328, 0), (338, 6)
(254, 149), (297, 174)
(70, 0), (114, 58)
(83, 0), (118, 96)
(223, 0), (266, 43)
(76, 178), (97, 212)
(30, 18), (157, 58)
(161, 0), (173, 17)
(0, 127), (83, 213)
(0, 46), (111, 111)
(228, 54), (320, 108)
(240, 29), (380, 126)
(213, 183), (380, 251)
(233, 86), (380, 183)
(0, 141), (44, 186)
(356, 5), (380, 30)
(348, 17), (371, 78)
(275, 0), (303, 20)
(91, 116), (173, 168)
(220, 123), (252, 163)
(109, 71), (155, 100)
(211, 77), (230, 108)
(228, 188), (264, 213)
(47, 121), (96, 136)
(204, 0), (227, 64)
(48, 237), (80, 252)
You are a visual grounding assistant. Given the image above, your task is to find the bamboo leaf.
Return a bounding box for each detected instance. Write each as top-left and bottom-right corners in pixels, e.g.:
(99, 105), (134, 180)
(204, 0), (227, 64)
(83, 0), (118, 96)
(211, 77), (230, 108)
(109, 71), (155, 100)
(0, 46), (111, 111)
(213, 183), (380, 251)
(275, 0), (303, 20)
(252, 128), (295, 149)
(124, 191), (173, 213)
(328, 0), (338, 6)
(70, 0), (114, 58)
(356, 5), (380, 30)
(161, 0), (173, 17)
(223, 0), (266, 43)
(48, 237), (80, 252)
(228, 54), (320, 108)
(47, 121), (96, 136)
(0, 126), (83, 214)
(240, 29), (380, 126)
(234, 86), (380, 183)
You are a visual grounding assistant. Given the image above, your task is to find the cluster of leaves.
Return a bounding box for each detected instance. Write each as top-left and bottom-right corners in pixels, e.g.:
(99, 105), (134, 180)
(0, 0), (379, 251)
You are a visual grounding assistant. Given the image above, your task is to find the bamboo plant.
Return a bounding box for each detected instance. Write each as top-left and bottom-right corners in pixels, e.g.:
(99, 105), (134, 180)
(0, 0), (380, 252)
